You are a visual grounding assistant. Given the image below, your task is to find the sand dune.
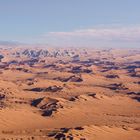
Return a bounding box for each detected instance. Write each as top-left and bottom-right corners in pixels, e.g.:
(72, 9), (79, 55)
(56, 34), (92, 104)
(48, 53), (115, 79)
(0, 47), (140, 139)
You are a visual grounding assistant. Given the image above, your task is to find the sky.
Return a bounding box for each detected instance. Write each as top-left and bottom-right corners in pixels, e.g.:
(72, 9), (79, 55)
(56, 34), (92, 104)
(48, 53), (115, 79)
(0, 0), (140, 48)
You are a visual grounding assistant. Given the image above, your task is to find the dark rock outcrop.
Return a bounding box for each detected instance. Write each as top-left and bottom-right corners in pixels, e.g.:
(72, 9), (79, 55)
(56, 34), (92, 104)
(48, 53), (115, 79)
(106, 74), (119, 78)
(31, 97), (59, 116)
(54, 75), (83, 82)
(27, 86), (63, 92)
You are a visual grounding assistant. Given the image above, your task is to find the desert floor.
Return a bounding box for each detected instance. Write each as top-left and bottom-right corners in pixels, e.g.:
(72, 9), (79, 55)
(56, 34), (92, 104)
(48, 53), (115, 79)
(0, 47), (140, 140)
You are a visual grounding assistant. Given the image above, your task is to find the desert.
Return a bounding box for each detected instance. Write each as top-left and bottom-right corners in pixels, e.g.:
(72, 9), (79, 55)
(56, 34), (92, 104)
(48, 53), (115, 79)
(0, 47), (139, 139)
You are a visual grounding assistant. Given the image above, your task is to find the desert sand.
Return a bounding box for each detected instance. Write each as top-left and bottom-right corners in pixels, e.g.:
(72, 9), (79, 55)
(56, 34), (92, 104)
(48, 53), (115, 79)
(0, 47), (140, 140)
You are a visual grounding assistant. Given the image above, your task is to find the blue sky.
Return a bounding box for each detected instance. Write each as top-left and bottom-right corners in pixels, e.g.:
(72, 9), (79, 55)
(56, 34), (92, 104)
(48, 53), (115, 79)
(0, 0), (140, 47)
